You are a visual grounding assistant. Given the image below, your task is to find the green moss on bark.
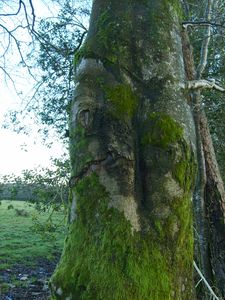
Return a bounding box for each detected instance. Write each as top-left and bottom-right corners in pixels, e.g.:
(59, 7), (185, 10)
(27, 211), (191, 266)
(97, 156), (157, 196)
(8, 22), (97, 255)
(139, 111), (196, 298)
(51, 173), (194, 300)
(173, 142), (196, 191)
(74, 6), (132, 68)
(141, 112), (183, 148)
(104, 84), (137, 119)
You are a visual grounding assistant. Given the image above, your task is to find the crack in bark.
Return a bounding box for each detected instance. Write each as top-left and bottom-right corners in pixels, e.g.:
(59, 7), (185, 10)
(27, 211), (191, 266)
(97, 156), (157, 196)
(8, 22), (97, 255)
(69, 152), (134, 188)
(69, 155), (111, 188)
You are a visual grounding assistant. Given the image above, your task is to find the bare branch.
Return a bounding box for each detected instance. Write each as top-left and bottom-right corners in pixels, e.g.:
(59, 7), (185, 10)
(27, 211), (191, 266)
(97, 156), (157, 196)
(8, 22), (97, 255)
(196, 0), (214, 79)
(28, 0), (36, 30)
(73, 30), (88, 53)
(0, 23), (37, 84)
(20, 0), (31, 31)
(0, 0), (36, 32)
(32, 28), (87, 57)
(0, 66), (19, 92)
(181, 79), (225, 92)
(182, 21), (225, 29)
(0, 0), (22, 17)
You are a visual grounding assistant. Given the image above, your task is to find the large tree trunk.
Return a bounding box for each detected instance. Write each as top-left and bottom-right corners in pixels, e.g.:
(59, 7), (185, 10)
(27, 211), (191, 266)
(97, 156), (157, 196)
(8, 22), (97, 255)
(50, 1), (197, 299)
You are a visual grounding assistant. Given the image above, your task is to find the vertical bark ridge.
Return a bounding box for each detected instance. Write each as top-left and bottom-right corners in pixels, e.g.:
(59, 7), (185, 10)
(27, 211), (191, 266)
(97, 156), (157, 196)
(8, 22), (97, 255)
(181, 26), (214, 296)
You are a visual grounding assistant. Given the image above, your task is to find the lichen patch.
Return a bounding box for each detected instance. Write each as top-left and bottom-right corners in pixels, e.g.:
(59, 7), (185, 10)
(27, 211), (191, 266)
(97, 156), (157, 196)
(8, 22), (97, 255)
(164, 172), (184, 199)
(99, 168), (140, 232)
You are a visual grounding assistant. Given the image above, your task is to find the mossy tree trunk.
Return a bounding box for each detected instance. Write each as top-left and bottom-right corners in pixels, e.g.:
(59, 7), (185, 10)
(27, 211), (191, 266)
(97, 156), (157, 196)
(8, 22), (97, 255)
(51, 1), (197, 299)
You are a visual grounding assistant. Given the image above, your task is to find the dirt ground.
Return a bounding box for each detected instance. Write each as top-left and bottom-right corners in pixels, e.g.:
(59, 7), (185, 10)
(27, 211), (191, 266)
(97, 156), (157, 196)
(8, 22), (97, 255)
(0, 258), (58, 300)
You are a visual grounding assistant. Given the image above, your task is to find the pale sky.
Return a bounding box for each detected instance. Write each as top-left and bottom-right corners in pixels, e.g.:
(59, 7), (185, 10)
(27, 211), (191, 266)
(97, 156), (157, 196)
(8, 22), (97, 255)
(0, 1), (65, 176)
(0, 85), (65, 176)
(0, 129), (64, 175)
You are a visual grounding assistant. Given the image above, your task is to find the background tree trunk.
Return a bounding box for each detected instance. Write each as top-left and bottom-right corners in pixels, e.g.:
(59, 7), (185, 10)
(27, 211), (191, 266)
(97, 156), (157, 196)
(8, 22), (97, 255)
(200, 112), (225, 296)
(50, 1), (197, 299)
(181, 6), (225, 297)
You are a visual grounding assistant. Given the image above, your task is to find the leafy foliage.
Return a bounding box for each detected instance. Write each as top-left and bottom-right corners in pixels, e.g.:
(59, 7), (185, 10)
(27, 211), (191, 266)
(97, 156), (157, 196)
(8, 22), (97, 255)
(2, 0), (90, 140)
(28, 0), (90, 138)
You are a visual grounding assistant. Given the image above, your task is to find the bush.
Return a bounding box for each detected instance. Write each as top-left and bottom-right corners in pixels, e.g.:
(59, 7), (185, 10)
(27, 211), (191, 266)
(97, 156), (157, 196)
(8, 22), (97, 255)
(15, 208), (29, 217)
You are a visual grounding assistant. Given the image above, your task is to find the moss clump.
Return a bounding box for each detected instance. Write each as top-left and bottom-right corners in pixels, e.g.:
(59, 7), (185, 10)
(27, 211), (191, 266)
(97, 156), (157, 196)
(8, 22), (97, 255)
(51, 173), (176, 300)
(141, 112), (183, 149)
(104, 84), (137, 119)
(167, 193), (194, 297)
(173, 142), (196, 190)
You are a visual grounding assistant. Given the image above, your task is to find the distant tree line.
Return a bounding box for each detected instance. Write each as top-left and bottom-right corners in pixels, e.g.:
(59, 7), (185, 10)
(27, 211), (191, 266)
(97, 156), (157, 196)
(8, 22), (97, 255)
(0, 182), (36, 201)
(0, 182), (68, 203)
(0, 156), (69, 211)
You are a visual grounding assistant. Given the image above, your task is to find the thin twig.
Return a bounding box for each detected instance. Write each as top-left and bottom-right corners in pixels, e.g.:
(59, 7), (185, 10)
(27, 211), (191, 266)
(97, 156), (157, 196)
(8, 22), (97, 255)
(193, 261), (220, 300)
(28, 0), (36, 31)
(0, 0), (22, 16)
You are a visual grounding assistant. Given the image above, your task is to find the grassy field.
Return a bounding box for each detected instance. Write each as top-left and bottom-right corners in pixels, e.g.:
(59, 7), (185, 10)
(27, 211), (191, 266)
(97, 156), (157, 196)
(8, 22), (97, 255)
(0, 200), (65, 268)
(0, 200), (66, 299)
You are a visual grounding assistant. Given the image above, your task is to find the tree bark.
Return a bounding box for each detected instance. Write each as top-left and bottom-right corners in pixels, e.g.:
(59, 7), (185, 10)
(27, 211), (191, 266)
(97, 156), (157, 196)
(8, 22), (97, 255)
(50, 1), (197, 299)
(199, 111), (225, 297)
(181, 10), (225, 298)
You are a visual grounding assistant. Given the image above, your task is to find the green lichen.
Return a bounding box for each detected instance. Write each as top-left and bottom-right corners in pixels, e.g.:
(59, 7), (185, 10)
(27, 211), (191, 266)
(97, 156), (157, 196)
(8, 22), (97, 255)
(141, 112), (183, 148)
(51, 173), (190, 300)
(104, 84), (137, 119)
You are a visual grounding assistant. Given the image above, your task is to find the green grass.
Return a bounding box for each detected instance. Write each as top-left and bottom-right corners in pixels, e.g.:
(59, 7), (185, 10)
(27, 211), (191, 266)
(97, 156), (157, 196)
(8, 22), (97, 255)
(0, 200), (65, 269)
